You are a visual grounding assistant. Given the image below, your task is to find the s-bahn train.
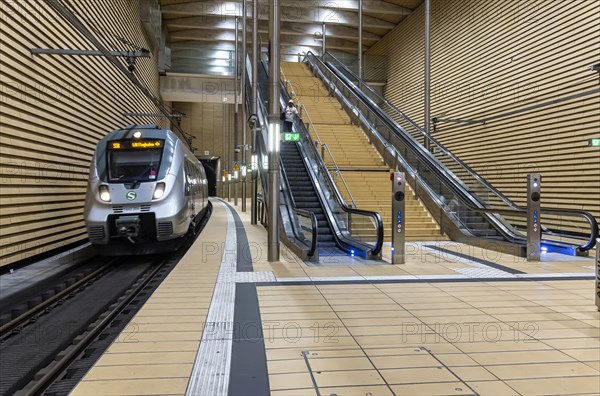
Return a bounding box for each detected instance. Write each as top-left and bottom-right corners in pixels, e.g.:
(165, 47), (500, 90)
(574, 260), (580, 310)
(84, 125), (209, 255)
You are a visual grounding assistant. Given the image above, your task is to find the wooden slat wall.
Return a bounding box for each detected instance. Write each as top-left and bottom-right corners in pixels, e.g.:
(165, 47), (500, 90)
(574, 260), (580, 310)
(174, 101), (242, 197)
(0, 0), (167, 267)
(366, 0), (600, 234)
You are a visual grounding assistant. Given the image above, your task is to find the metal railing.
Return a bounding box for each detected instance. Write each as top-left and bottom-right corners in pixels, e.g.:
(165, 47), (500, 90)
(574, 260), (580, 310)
(323, 51), (518, 211)
(320, 143), (357, 208)
(324, 51), (598, 245)
(305, 51), (599, 253)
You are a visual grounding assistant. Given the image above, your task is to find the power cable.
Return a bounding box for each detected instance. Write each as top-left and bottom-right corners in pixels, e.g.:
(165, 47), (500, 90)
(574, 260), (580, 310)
(45, 0), (187, 142)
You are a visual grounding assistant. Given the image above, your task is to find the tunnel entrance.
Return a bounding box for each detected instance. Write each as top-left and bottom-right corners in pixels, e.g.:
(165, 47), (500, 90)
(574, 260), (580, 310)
(198, 156), (220, 197)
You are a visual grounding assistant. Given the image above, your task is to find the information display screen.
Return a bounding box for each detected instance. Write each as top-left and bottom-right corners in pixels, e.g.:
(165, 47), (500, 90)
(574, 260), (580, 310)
(109, 140), (163, 150)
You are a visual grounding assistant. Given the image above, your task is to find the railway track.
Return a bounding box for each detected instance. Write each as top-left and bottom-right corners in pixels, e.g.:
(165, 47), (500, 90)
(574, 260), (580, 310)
(1, 204), (212, 396)
(0, 257), (159, 396)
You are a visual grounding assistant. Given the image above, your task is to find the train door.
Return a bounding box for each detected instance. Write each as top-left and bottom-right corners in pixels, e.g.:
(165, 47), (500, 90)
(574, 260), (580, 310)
(184, 160), (195, 214)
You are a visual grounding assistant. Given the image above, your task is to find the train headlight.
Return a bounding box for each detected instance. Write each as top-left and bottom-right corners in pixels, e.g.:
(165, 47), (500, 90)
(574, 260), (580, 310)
(153, 182), (166, 199)
(99, 185), (111, 202)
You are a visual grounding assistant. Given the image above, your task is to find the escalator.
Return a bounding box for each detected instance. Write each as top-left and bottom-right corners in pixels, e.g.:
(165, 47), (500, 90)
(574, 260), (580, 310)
(304, 51), (598, 256)
(281, 142), (342, 254)
(246, 56), (383, 260)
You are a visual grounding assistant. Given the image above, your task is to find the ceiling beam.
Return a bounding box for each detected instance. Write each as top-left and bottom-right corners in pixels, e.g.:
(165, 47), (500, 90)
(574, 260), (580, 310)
(165, 16), (381, 42)
(162, 0), (412, 17)
(162, 2), (396, 29)
(169, 31), (363, 52)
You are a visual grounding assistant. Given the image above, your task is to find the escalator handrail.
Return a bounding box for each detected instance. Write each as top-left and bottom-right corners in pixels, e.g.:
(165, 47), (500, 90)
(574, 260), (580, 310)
(306, 52), (599, 251)
(322, 51), (519, 210)
(279, 81), (384, 256)
(280, 159), (319, 257)
(247, 57), (319, 256)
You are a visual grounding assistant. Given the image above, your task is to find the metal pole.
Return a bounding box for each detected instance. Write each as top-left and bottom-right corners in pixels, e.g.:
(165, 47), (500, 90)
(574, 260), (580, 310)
(251, 0), (259, 224)
(424, 0), (431, 151)
(268, 0), (281, 262)
(241, 0), (248, 212)
(322, 22), (326, 59)
(223, 101), (227, 198)
(234, 177), (238, 206)
(595, 238), (599, 311)
(358, 0), (363, 79)
(230, 17), (240, 205)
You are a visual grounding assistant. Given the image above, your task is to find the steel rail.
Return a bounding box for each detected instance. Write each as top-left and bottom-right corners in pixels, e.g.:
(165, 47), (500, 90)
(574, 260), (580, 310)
(23, 258), (168, 396)
(0, 262), (113, 338)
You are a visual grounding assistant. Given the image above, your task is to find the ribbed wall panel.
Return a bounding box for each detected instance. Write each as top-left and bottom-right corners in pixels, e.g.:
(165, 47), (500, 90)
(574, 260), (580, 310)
(367, 0), (600, 236)
(0, 0), (167, 266)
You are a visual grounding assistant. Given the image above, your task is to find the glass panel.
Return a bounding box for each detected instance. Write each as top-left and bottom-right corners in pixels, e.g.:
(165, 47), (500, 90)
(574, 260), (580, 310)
(107, 148), (162, 183)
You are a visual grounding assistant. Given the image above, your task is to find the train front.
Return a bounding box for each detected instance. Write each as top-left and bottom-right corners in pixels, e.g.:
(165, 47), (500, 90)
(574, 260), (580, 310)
(84, 127), (188, 254)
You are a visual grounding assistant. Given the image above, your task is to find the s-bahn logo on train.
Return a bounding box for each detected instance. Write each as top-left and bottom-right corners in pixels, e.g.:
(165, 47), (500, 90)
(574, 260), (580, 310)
(126, 191), (137, 201)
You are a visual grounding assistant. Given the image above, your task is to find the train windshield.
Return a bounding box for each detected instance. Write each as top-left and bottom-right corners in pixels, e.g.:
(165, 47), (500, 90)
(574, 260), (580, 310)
(107, 145), (163, 183)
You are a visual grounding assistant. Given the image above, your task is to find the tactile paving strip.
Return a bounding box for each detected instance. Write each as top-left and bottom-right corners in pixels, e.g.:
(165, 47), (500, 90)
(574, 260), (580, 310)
(186, 204), (237, 396)
(451, 267), (516, 278)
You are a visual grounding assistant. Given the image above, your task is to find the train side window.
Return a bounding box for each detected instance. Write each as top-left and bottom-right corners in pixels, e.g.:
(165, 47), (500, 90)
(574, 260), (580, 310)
(184, 161), (191, 196)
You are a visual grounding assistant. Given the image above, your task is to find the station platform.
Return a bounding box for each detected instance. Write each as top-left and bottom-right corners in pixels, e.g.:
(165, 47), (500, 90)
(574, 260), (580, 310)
(70, 198), (599, 396)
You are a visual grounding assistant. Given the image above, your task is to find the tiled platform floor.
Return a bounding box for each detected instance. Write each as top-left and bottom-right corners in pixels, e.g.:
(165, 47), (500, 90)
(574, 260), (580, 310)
(69, 199), (599, 396)
(260, 281), (599, 396)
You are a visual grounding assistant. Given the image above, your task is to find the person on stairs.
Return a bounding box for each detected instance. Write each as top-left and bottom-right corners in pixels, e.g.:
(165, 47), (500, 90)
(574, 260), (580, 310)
(282, 99), (299, 132)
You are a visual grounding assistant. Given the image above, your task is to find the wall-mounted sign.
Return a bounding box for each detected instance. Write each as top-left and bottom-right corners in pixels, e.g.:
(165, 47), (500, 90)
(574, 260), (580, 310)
(282, 133), (300, 142)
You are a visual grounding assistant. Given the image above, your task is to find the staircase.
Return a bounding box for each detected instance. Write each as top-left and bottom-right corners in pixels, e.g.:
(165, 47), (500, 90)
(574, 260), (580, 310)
(280, 142), (343, 254)
(282, 61), (446, 242)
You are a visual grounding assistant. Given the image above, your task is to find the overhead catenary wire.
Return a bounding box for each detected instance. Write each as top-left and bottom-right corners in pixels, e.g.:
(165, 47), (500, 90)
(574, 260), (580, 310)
(44, 0), (189, 143)
(55, 0), (169, 113)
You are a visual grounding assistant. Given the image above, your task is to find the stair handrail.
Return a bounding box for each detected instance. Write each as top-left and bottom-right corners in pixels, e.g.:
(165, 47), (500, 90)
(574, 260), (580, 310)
(320, 142), (357, 208)
(306, 51), (599, 252)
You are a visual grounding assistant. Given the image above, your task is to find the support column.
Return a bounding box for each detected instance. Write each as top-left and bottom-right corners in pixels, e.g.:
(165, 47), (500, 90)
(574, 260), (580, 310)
(268, 0), (281, 262)
(358, 0), (363, 79)
(223, 101), (228, 199)
(251, 0), (259, 225)
(241, 0), (248, 212)
(424, 0), (431, 150)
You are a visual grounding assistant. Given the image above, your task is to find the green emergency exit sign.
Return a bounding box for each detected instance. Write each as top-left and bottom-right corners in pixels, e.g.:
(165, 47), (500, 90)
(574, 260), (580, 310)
(283, 132), (300, 142)
(590, 138), (600, 147)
